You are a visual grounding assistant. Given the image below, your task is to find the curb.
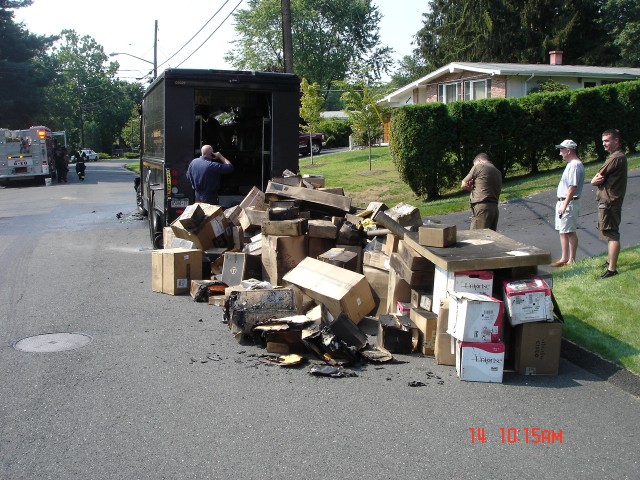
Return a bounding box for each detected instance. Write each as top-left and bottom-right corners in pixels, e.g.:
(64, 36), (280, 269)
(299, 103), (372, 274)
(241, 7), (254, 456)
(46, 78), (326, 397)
(561, 339), (640, 398)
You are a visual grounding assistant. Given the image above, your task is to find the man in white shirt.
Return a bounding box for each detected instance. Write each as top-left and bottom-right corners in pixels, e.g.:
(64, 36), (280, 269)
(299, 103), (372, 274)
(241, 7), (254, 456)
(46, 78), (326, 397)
(549, 139), (585, 267)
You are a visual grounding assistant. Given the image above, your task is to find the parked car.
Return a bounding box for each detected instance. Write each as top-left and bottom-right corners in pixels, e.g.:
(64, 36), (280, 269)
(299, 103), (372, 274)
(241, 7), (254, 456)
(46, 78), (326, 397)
(80, 148), (99, 161)
(299, 132), (325, 156)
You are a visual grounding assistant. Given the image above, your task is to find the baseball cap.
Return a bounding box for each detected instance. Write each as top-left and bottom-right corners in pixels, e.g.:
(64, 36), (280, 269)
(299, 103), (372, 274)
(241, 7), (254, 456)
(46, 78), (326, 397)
(555, 139), (577, 149)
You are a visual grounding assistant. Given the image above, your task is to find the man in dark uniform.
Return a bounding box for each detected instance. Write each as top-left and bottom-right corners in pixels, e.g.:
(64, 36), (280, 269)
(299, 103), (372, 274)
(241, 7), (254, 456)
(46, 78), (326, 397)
(53, 142), (68, 183)
(186, 144), (234, 205)
(461, 153), (503, 231)
(591, 128), (628, 279)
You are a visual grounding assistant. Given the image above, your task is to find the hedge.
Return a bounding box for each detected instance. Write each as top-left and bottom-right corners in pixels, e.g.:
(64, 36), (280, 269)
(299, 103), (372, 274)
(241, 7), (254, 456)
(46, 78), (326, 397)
(389, 80), (640, 199)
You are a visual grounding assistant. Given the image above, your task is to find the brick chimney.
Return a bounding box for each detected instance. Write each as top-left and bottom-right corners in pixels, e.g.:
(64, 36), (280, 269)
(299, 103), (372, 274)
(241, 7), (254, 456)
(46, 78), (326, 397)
(549, 50), (563, 65)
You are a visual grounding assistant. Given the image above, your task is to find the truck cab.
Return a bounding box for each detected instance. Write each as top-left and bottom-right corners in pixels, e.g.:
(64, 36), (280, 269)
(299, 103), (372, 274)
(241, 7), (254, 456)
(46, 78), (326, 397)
(137, 69), (301, 248)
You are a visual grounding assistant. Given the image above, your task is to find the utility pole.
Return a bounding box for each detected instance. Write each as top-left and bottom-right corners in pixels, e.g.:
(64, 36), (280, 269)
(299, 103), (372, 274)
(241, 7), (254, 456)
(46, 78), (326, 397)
(153, 20), (158, 79)
(281, 0), (293, 73)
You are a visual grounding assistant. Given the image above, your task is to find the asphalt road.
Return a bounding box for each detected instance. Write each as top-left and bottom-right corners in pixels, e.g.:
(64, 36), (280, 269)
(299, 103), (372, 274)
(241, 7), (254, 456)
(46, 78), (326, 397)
(1, 162), (638, 479)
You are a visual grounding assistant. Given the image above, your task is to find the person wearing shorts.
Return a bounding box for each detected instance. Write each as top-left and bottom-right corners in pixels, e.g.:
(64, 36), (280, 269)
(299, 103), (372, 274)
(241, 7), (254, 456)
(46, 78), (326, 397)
(591, 129), (628, 279)
(549, 139), (585, 267)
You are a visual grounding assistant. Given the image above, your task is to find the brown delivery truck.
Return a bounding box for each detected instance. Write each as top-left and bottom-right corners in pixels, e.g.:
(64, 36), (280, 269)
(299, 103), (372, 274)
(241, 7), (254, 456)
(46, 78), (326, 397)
(136, 69), (301, 248)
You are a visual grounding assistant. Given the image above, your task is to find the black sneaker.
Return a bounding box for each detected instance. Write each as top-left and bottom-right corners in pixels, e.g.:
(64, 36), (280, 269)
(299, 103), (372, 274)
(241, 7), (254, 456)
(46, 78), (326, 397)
(600, 269), (618, 279)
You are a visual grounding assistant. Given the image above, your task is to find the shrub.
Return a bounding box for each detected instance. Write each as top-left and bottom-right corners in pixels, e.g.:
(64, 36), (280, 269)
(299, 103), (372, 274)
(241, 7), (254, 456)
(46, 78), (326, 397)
(318, 118), (351, 148)
(124, 151), (140, 159)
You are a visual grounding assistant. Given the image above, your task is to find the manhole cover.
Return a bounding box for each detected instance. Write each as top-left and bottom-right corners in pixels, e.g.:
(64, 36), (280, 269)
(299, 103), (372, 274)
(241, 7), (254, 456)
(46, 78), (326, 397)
(13, 333), (93, 353)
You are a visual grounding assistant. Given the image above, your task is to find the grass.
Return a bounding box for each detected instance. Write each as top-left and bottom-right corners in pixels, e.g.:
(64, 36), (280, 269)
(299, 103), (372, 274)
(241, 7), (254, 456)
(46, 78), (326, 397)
(552, 248), (640, 374)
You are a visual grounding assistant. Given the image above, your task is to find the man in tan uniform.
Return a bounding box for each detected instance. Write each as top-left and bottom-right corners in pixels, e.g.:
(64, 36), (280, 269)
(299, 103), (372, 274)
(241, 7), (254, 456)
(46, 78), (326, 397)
(461, 153), (503, 231)
(591, 129), (628, 279)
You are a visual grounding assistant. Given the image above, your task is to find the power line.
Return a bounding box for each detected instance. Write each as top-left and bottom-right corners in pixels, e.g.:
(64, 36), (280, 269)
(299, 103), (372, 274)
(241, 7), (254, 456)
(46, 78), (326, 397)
(175, 0), (243, 68)
(158, 0), (232, 68)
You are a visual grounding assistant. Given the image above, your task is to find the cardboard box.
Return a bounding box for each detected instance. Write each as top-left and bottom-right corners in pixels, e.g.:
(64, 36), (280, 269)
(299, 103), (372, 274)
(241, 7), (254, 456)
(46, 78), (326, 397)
(239, 205), (269, 232)
(318, 248), (358, 272)
(389, 253), (434, 287)
(418, 224), (457, 247)
(383, 233), (399, 256)
(386, 202), (422, 229)
(411, 289), (432, 311)
(261, 218), (308, 236)
(397, 301), (412, 315)
(151, 248), (202, 295)
(261, 235), (307, 286)
(221, 252), (262, 286)
(377, 314), (420, 353)
(503, 277), (553, 326)
(513, 320), (563, 375)
(323, 309), (368, 349)
(226, 186), (265, 226)
(302, 174), (325, 188)
(447, 292), (504, 343)
(319, 187), (344, 195)
(435, 299), (455, 365)
(456, 341), (505, 383)
(226, 288), (296, 339)
(363, 265), (389, 317)
(363, 250), (390, 271)
(386, 267), (411, 314)
(397, 240), (433, 271)
(433, 267), (494, 311)
(308, 219), (338, 239)
(171, 205), (230, 250)
(308, 237), (336, 259)
(177, 203), (206, 231)
(336, 244), (363, 274)
(266, 181), (351, 213)
(283, 257), (375, 324)
(409, 307), (438, 355)
(435, 333), (456, 366)
(163, 227), (175, 249)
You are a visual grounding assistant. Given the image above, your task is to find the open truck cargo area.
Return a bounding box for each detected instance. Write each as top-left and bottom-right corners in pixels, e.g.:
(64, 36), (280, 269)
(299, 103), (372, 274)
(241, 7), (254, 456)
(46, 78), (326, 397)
(137, 69), (301, 248)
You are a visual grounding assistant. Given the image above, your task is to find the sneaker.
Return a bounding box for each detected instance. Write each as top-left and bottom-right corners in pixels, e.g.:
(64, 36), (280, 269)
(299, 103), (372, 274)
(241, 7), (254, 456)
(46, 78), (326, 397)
(600, 269), (618, 279)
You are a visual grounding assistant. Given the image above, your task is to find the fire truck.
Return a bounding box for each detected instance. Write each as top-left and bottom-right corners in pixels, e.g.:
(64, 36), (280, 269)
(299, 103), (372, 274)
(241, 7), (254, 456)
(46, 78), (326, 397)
(0, 126), (60, 186)
(136, 69), (301, 248)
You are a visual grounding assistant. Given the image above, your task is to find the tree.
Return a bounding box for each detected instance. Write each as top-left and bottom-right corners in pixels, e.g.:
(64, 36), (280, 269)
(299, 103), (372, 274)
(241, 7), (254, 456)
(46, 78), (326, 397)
(44, 30), (143, 151)
(601, 0), (640, 67)
(339, 79), (385, 170)
(387, 53), (432, 91)
(120, 106), (141, 151)
(0, 0), (57, 126)
(225, 0), (393, 92)
(299, 78), (324, 162)
(415, 0), (617, 68)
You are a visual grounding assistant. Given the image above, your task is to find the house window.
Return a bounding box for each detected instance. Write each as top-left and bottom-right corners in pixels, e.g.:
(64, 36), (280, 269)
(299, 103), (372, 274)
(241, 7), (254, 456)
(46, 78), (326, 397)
(438, 82), (461, 103)
(464, 79), (492, 100)
(584, 81), (597, 88)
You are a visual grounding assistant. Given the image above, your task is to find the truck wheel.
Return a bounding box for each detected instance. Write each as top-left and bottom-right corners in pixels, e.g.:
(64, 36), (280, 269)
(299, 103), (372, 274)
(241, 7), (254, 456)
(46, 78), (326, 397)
(136, 184), (147, 215)
(311, 142), (322, 155)
(149, 210), (164, 249)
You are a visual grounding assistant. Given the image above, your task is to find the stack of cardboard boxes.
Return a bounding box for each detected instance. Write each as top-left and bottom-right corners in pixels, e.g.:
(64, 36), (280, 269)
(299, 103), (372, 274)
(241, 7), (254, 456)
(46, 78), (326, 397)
(149, 175), (562, 381)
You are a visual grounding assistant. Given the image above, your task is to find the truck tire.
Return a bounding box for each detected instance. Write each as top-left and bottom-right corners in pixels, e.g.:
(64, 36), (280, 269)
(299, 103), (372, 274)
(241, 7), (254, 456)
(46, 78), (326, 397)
(136, 184), (147, 215)
(311, 142), (322, 155)
(150, 210), (164, 249)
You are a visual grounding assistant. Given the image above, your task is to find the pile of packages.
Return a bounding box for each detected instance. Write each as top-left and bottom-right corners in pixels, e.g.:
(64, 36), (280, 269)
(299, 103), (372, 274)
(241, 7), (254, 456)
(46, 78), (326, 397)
(151, 173), (563, 382)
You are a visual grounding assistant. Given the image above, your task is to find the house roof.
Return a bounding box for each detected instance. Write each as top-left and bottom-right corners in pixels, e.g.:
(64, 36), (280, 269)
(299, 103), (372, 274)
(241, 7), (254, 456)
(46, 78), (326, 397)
(379, 62), (640, 106)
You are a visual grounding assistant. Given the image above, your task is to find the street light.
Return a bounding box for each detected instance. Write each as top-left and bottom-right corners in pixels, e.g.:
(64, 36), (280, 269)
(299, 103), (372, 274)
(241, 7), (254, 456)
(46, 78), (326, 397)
(109, 20), (158, 80)
(109, 52), (157, 80)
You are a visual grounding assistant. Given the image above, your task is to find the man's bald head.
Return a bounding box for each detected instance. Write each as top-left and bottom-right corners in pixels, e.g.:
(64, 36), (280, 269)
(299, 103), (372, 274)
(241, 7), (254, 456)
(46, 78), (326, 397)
(201, 145), (214, 158)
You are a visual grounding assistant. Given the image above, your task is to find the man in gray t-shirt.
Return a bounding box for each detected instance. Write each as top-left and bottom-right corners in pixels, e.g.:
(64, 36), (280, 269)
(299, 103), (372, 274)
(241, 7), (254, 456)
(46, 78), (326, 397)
(461, 153), (502, 231)
(549, 139), (585, 267)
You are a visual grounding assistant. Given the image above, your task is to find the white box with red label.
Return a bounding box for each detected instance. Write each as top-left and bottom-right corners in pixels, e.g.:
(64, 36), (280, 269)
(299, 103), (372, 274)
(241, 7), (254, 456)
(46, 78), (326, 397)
(447, 292), (503, 343)
(456, 341), (505, 383)
(503, 277), (553, 326)
(432, 268), (494, 311)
